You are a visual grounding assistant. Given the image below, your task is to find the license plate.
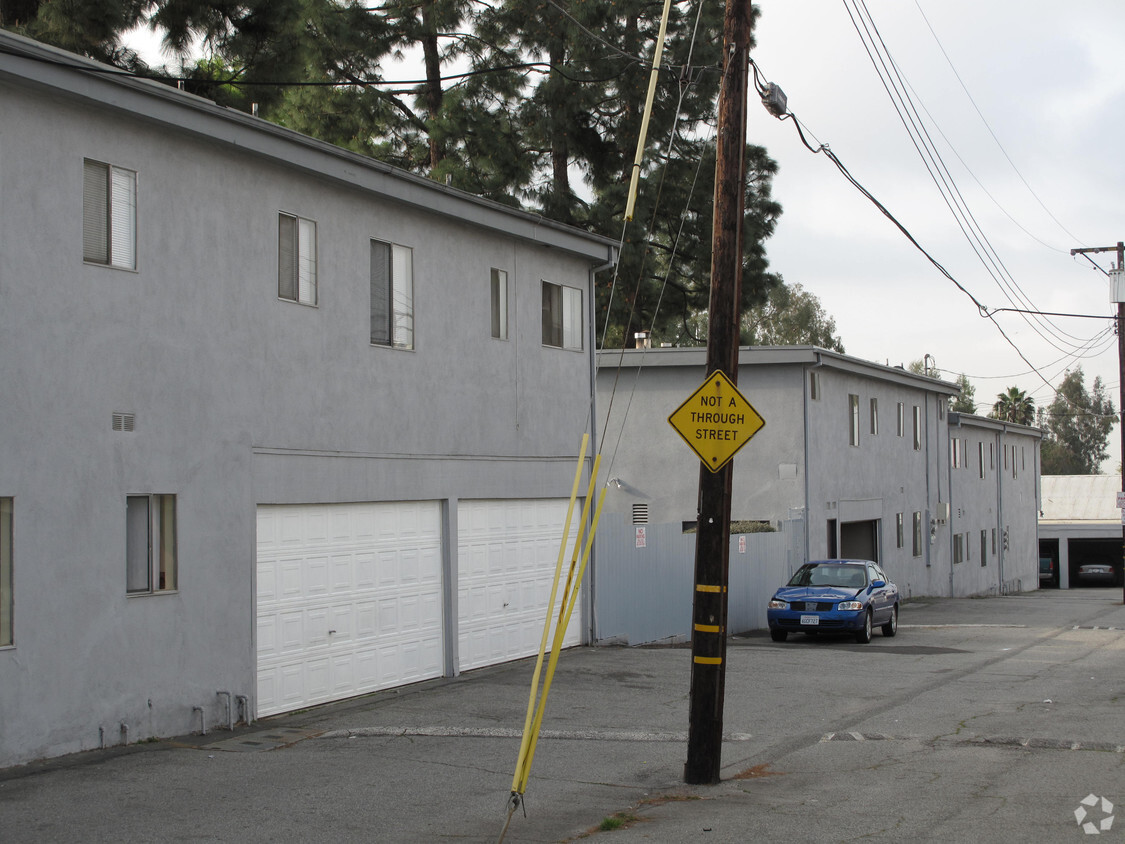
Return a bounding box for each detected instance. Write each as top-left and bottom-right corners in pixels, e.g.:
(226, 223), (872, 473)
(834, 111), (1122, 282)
(800, 614), (819, 626)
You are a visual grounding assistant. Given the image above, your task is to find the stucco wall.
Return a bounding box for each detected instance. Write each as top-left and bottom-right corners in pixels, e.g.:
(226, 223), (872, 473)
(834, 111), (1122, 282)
(946, 417), (1041, 595)
(0, 75), (603, 767)
(804, 367), (954, 599)
(594, 349), (1043, 633)
(597, 348), (808, 527)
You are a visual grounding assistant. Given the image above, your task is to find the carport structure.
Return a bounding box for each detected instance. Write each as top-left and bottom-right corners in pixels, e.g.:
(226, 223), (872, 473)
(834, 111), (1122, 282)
(1039, 475), (1122, 589)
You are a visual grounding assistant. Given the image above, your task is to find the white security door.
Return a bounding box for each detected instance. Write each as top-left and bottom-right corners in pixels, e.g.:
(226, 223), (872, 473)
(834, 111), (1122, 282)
(256, 502), (443, 717)
(457, 499), (584, 672)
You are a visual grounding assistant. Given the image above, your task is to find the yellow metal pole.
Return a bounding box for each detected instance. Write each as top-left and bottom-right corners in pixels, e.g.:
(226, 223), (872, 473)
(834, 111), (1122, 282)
(513, 455), (601, 794)
(518, 484), (607, 787)
(510, 435), (588, 794)
(623, 0), (674, 221)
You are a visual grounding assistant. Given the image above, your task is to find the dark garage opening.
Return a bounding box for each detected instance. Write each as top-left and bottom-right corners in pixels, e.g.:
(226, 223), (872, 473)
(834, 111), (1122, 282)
(840, 520), (879, 562)
(1038, 539), (1059, 589)
(1066, 539), (1122, 588)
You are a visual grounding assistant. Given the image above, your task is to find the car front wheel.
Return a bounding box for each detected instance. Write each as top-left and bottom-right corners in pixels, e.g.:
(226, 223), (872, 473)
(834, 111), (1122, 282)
(882, 605), (898, 637)
(855, 610), (873, 644)
(770, 629), (788, 642)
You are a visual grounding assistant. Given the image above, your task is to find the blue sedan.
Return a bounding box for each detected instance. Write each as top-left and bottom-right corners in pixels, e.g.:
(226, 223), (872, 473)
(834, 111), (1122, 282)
(767, 560), (899, 644)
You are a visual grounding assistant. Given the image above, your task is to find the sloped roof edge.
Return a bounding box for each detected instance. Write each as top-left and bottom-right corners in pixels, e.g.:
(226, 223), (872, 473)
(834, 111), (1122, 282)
(0, 30), (618, 265)
(596, 345), (960, 394)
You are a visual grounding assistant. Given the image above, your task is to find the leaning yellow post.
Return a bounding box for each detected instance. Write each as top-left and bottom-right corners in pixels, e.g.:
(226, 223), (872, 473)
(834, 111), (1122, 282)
(512, 454), (601, 795)
(518, 478), (607, 788)
(509, 435), (588, 796)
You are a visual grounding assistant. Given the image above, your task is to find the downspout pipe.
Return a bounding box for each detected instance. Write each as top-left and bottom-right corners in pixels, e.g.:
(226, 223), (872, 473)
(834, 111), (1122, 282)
(217, 690), (233, 731)
(586, 247), (618, 644)
(236, 694), (252, 727)
(945, 401), (955, 596)
(997, 423), (1007, 591)
(803, 353), (825, 564)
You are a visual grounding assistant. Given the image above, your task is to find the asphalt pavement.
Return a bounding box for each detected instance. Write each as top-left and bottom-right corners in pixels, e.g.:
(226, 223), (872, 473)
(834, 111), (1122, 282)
(2, 588), (1124, 843)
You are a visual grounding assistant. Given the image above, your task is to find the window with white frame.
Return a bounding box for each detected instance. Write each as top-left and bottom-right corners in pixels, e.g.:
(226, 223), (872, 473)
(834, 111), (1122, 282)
(1, 498), (11, 647)
(980, 530), (988, 567)
(126, 494), (177, 594)
(912, 511), (922, 557)
(953, 532), (964, 564)
(896, 512), (904, 549)
(951, 437), (962, 468)
(83, 159), (136, 270)
(849, 394), (860, 446)
(491, 268), (508, 340)
(542, 280), (583, 350)
(912, 405), (922, 450)
(870, 398), (879, 435)
(897, 402), (904, 437)
(278, 212), (317, 305)
(370, 239), (414, 349)
(978, 442), (985, 479)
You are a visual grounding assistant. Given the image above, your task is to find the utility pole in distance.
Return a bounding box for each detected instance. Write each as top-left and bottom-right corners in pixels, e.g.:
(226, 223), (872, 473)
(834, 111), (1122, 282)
(683, 0), (752, 786)
(1069, 241), (1125, 606)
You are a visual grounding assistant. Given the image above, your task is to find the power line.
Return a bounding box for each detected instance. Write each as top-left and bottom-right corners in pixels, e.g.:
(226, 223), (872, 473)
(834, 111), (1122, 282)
(912, 0), (1085, 247)
(750, 59), (1108, 416)
(841, 0), (1095, 354)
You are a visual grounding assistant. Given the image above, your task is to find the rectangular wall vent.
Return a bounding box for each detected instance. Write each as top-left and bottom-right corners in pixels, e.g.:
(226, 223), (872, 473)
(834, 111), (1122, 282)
(631, 503), (649, 525)
(112, 412), (136, 432)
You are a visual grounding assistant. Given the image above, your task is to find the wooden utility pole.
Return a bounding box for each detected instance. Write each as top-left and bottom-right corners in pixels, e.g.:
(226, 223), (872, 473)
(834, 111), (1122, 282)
(1069, 241), (1125, 606)
(684, 0), (752, 786)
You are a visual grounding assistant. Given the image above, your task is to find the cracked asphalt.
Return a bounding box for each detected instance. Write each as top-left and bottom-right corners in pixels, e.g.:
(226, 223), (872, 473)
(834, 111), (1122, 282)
(1, 589), (1122, 842)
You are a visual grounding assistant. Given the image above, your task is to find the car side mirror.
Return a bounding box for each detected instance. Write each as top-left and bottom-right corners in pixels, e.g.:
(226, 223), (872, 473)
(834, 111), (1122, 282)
(871, 580), (886, 589)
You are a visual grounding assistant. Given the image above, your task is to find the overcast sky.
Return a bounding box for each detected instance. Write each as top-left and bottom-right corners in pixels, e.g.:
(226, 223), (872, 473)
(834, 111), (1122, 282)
(125, 1), (1125, 463)
(747, 1), (1125, 449)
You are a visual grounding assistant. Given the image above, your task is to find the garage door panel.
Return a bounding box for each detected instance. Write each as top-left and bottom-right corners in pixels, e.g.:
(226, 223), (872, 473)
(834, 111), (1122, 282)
(355, 554), (376, 589)
(457, 499), (584, 673)
(256, 501), (443, 718)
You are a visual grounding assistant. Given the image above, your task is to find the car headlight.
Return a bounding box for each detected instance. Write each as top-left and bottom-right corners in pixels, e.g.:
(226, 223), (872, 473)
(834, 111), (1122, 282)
(767, 599), (787, 610)
(837, 601), (863, 611)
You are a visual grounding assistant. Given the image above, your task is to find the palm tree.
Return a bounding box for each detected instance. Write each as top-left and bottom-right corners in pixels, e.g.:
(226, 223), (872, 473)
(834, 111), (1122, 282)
(992, 387), (1035, 425)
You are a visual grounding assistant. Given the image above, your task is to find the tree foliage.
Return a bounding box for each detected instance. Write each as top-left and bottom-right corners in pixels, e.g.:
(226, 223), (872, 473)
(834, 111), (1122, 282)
(1038, 368), (1115, 475)
(739, 282), (844, 351)
(0, 0), (147, 67)
(949, 374), (976, 414)
(991, 386), (1035, 426)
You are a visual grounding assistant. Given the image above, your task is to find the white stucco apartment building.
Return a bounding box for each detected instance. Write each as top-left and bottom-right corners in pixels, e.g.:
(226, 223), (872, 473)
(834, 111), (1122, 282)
(0, 30), (616, 768)
(593, 348), (1042, 643)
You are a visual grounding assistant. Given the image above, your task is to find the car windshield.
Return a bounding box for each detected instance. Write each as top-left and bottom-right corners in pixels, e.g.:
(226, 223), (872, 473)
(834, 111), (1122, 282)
(788, 564), (868, 589)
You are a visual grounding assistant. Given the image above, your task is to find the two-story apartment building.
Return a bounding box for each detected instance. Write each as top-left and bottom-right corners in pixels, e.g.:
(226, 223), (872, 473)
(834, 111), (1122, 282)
(593, 348), (1041, 643)
(0, 31), (616, 768)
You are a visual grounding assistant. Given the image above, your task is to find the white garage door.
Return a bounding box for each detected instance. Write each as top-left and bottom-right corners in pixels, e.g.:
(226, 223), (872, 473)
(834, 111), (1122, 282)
(256, 502), (443, 717)
(457, 499), (584, 672)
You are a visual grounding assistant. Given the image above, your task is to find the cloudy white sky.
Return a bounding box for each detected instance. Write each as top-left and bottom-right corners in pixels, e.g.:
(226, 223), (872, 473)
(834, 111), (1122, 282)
(747, 1), (1125, 450)
(125, 1), (1125, 462)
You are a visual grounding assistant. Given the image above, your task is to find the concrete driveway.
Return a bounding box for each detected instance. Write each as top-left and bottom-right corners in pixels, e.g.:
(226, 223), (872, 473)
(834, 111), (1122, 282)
(2, 590), (1123, 842)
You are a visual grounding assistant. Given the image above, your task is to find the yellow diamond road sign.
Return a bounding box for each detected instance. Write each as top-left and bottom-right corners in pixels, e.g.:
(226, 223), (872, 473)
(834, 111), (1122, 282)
(668, 370), (765, 472)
